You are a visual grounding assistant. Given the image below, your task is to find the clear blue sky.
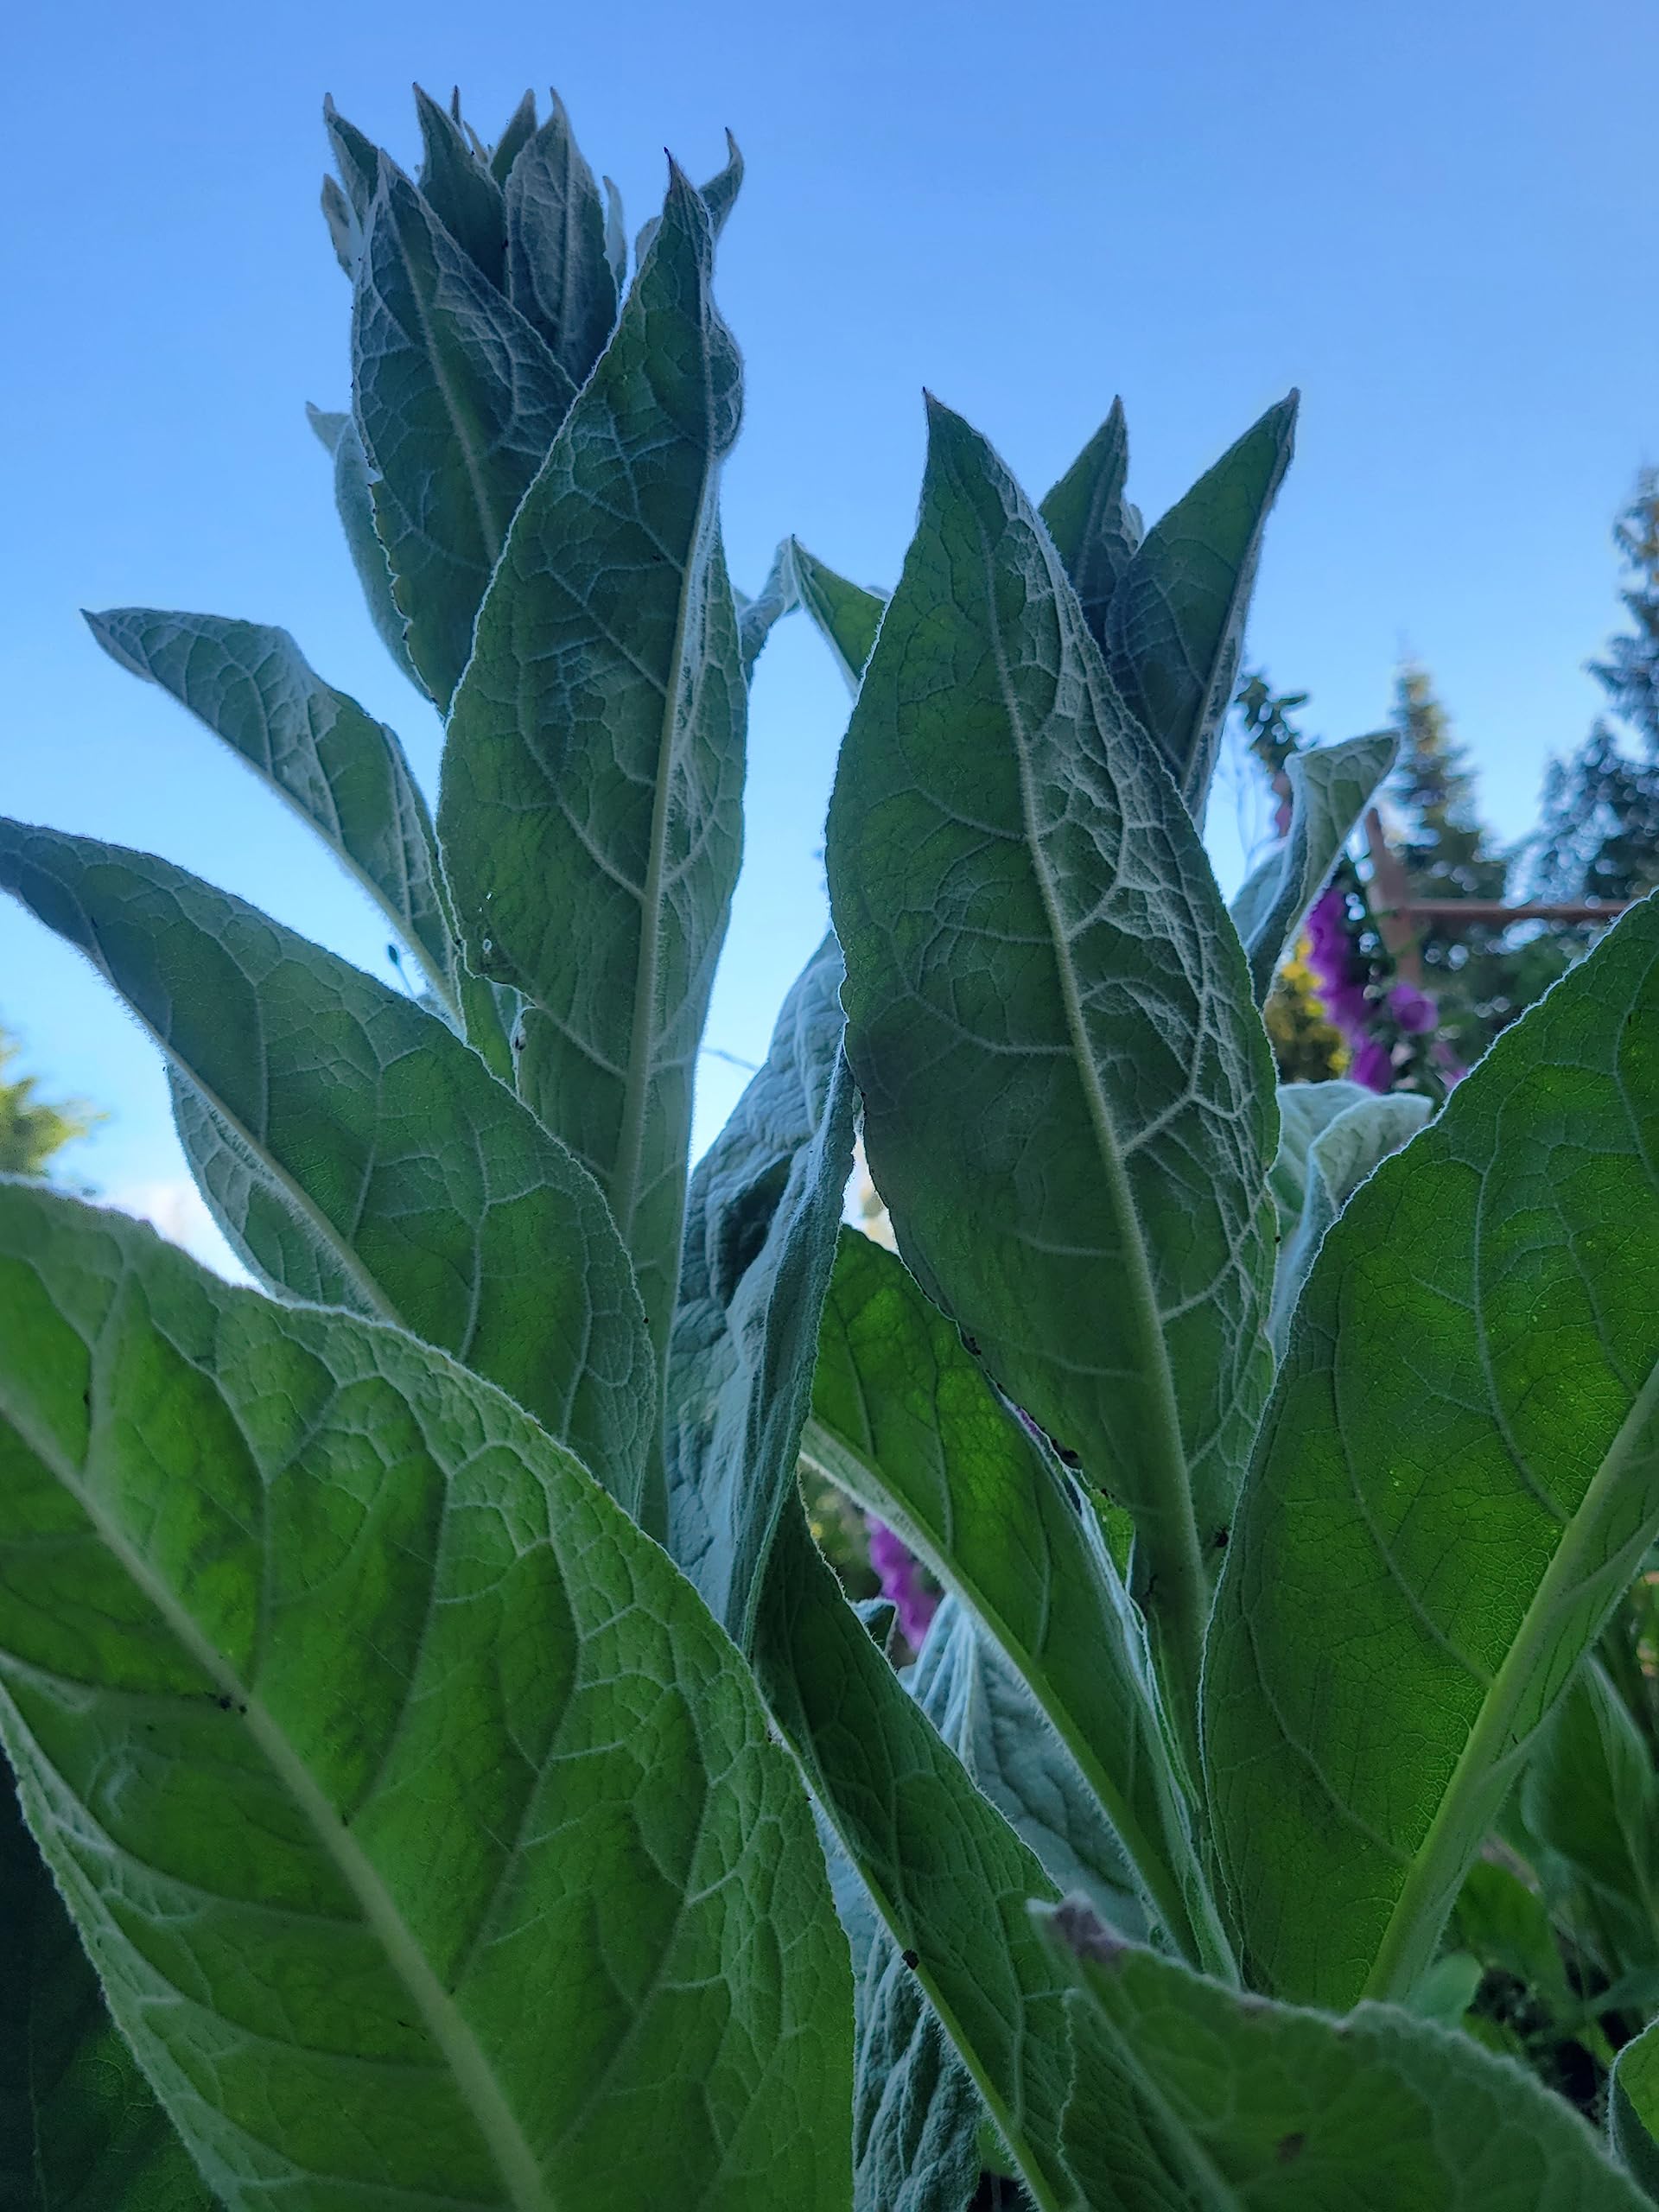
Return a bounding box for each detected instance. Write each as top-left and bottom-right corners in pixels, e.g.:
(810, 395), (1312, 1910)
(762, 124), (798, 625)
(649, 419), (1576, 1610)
(5, 0), (1655, 1261)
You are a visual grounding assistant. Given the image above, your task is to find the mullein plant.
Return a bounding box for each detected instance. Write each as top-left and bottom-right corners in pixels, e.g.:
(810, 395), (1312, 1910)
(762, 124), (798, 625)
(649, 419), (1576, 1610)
(4, 79), (1659, 2212)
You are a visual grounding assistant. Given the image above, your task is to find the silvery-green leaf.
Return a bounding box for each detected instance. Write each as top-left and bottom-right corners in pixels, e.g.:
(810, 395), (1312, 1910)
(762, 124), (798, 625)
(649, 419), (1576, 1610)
(833, 1606), (993, 2212)
(440, 169), (743, 1370)
(0, 1181), (851, 2212)
(413, 81), (505, 286)
(755, 1501), (1077, 2212)
(0, 1760), (214, 2211)
(353, 159), (576, 709)
(826, 395), (1278, 1732)
(1268, 1088), (1433, 1355)
(910, 1598), (1149, 1939)
(320, 171), (358, 275)
(1267, 1077), (1376, 1227)
(737, 538), (798, 677)
(666, 936), (855, 1641)
(699, 130), (744, 237)
(85, 607), (454, 1008)
(787, 537), (887, 692)
(1230, 730), (1398, 1001)
(1042, 1897), (1646, 2211)
(601, 174), (627, 287)
(1612, 2021), (1659, 2202)
(322, 93), (378, 219)
(1038, 397), (1141, 647)
(1205, 897), (1659, 2007)
(304, 401), (428, 698)
(0, 820), (655, 1514)
(488, 88), (537, 183)
(502, 91), (618, 388)
(1103, 394), (1298, 817)
(804, 1229), (1224, 1967)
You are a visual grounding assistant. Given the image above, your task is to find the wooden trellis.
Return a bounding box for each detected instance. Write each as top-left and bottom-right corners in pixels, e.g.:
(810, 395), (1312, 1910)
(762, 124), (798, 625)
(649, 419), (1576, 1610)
(1361, 809), (1634, 984)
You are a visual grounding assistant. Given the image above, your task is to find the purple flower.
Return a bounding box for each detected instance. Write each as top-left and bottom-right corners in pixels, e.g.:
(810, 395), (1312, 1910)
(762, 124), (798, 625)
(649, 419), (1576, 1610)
(1388, 982), (1438, 1035)
(868, 1519), (938, 1649)
(1349, 1038), (1394, 1092)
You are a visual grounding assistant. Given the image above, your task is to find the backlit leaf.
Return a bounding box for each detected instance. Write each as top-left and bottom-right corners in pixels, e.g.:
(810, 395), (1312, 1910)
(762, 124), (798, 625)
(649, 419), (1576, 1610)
(1205, 898), (1659, 2006)
(0, 1182), (851, 2212)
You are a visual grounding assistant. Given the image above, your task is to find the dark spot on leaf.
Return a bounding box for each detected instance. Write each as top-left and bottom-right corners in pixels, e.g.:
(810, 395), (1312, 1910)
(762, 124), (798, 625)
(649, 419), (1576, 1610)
(81, 1389), (92, 1411)
(1056, 1446), (1081, 1468)
(961, 1334), (981, 1357)
(214, 1694), (233, 1712)
(1213, 1526), (1230, 1549)
(902, 1948), (918, 1970)
(1276, 2133), (1306, 2164)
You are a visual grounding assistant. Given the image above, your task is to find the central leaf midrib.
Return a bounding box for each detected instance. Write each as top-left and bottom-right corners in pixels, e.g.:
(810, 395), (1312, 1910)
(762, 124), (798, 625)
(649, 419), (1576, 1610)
(798, 1414), (1198, 1953)
(967, 501), (1198, 1599)
(29, 1406), (554, 2212)
(609, 440), (717, 1262)
(1362, 1344), (1659, 2003)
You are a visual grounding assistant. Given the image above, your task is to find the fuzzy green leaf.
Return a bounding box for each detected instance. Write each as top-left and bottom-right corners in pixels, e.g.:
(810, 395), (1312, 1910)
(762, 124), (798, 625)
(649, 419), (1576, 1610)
(440, 168), (744, 1364)
(413, 83), (506, 286)
(322, 95), (378, 220)
(755, 1502), (1077, 2212)
(736, 538), (798, 678)
(85, 607), (454, 1007)
(488, 89), (537, 185)
(1268, 1087), (1433, 1354)
(1042, 1897), (1646, 2210)
(803, 1229), (1224, 1969)
(1038, 397), (1142, 647)
(501, 92), (618, 388)
(0, 821), (655, 1515)
(826, 395), (1278, 1727)
(1205, 898), (1659, 2007)
(0, 1761), (215, 2211)
(320, 172), (358, 275)
(665, 935), (855, 1643)
(305, 401), (428, 698)
(1230, 730), (1399, 1002)
(353, 159), (576, 709)
(1102, 395), (1297, 817)
(0, 1182), (851, 2212)
(1266, 1078), (1378, 1229)
(786, 538), (886, 693)
(1612, 2021), (1659, 2202)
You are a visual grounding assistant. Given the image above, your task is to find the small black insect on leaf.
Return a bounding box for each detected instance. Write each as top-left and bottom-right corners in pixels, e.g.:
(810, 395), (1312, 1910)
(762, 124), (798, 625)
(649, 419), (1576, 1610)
(901, 1948), (919, 1970)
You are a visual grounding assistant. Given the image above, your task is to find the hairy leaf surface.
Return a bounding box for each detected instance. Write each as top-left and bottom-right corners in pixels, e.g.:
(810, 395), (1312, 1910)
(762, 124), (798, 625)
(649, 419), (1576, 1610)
(440, 169), (744, 1361)
(666, 935), (855, 1643)
(755, 1503), (1077, 2212)
(1205, 899), (1659, 2006)
(1042, 1897), (1646, 2210)
(1102, 396), (1297, 816)
(1038, 397), (1142, 648)
(1267, 1078), (1378, 1229)
(1612, 2022), (1659, 2202)
(1268, 1088), (1432, 1354)
(804, 1229), (1222, 1967)
(0, 1763), (214, 2212)
(831, 1611), (995, 2212)
(735, 539), (798, 677)
(0, 1184), (850, 2212)
(413, 84), (506, 287)
(0, 821), (654, 1510)
(826, 395), (1277, 1716)
(353, 159), (575, 708)
(1230, 730), (1398, 1003)
(501, 92), (617, 388)
(86, 607), (454, 1005)
(305, 402), (426, 696)
(786, 538), (886, 692)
